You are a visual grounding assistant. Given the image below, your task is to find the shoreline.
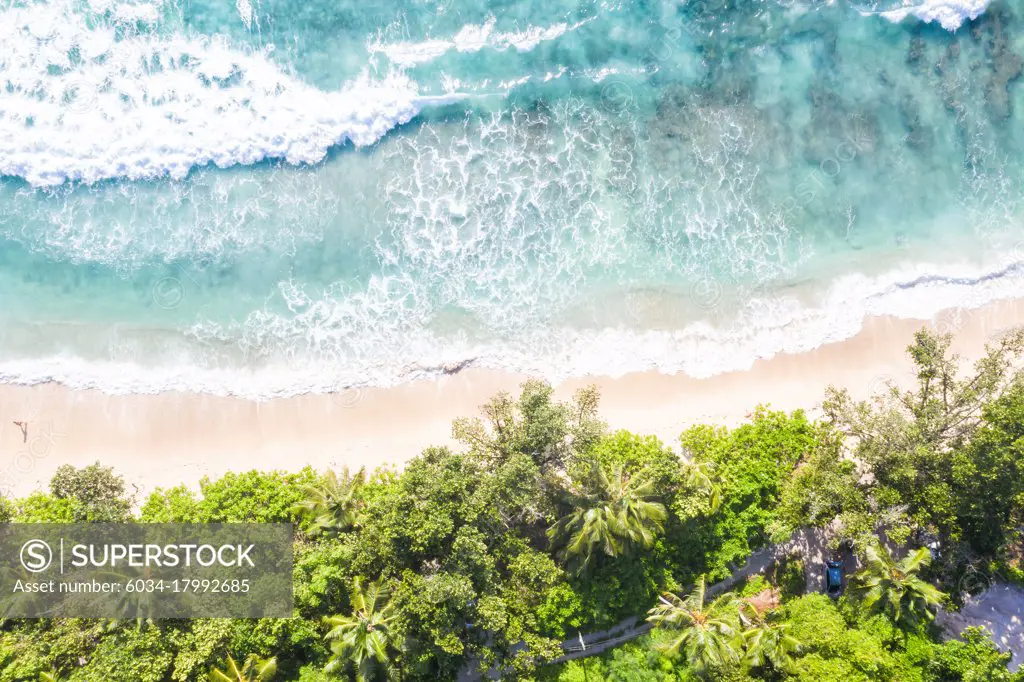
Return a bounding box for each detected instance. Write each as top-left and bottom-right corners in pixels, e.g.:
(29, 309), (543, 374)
(1, 255), (1022, 400)
(2, 298), (1024, 500)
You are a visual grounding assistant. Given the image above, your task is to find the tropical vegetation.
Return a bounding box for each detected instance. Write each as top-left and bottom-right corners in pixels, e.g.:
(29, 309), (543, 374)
(1, 329), (1024, 680)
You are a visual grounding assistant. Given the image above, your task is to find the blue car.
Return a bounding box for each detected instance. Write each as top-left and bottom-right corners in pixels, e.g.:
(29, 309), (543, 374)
(825, 559), (844, 597)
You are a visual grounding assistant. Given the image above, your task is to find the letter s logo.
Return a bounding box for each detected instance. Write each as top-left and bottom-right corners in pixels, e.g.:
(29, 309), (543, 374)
(20, 540), (52, 573)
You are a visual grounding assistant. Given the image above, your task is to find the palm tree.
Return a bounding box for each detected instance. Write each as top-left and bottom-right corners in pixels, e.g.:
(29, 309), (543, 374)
(647, 576), (741, 677)
(743, 619), (800, 672)
(207, 655), (277, 682)
(38, 672), (64, 682)
(324, 578), (403, 681)
(0, 568), (47, 623)
(96, 565), (160, 633)
(548, 460), (667, 570)
(738, 598), (801, 673)
(292, 467), (366, 535)
(851, 542), (946, 628)
(682, 459), (722, 513)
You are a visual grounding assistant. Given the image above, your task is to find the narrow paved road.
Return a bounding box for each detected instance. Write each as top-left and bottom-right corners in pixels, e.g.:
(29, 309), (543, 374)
(551, 527), (832, 663)
(459, 527), (833, 679)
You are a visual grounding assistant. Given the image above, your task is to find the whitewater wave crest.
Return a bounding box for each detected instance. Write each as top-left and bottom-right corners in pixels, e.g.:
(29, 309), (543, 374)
(858, 0), (991, 30)
(369, 16), (591, 67)
(0, 0), (459, 186)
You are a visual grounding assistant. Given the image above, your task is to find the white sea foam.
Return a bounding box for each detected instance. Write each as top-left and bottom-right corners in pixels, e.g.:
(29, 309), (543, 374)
(236, 0), (254, 30)
(473, 258), (1024, 384)
(0, 0), (459, 186)
(86, 0), (164, 24)
(869, 0), (991, 31)
(370, 17), (589, 67)
(2, 257), (1023, 399)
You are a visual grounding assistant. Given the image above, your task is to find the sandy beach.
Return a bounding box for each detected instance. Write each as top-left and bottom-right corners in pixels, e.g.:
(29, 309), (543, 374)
(2, 298), (1024, 501)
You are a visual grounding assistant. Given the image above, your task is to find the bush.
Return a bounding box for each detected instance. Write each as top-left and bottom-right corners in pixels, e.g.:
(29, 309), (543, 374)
(50, 461), (132, 521)
(670, 408), (820, 583)
(770, 554), (806, 600)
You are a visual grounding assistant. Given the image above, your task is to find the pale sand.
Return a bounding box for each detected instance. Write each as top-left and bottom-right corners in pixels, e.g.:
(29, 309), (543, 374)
(2, 299), (1024, 501)
(937, 584), (1024, 670)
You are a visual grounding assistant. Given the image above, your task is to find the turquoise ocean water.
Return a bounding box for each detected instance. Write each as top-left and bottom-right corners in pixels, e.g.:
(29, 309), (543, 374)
(0, 0), (1023, 397)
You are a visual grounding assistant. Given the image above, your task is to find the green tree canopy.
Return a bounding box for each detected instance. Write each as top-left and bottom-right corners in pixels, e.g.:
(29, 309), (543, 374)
(928, 626), (1022, 682)
(50, 461), (132, 521)
(953, 381), (1024, 557)
(823, 328), (1024, 546)
(196, 468), (317, 523)
(452, 379), (604, 472)
(674, 408), (819, 581)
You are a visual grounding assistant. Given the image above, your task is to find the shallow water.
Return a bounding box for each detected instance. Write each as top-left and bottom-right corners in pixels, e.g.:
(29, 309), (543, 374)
(0, 0), (1023, 396)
